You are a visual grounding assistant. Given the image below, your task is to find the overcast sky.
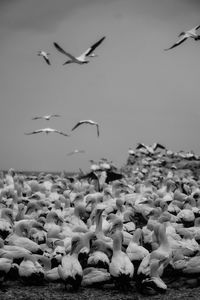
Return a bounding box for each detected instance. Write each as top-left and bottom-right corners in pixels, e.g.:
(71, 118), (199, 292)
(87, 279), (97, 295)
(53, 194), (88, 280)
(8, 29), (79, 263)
(0, 0), (200, 172)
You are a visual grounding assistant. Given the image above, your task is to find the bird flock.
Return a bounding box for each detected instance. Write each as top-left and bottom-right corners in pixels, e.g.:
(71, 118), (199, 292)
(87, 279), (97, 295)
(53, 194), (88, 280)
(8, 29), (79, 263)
(26, 36), (106, 144)
(32, 25), (200, 159)
(1, 145), (200, 296)
(4, 24), (200, 297)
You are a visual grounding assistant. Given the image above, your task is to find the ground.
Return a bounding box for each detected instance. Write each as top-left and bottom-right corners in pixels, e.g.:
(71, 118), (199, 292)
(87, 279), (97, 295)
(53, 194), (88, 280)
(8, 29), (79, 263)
(1, 281), (200, 300)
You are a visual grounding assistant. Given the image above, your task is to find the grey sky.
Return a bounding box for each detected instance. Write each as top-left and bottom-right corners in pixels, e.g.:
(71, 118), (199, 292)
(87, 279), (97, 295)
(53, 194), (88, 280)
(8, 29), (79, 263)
(0, 0), (200, 172)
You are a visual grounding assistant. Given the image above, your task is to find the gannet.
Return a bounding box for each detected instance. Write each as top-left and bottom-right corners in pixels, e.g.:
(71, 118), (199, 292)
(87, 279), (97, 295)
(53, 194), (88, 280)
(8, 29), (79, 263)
(67, 149), (85, 156)
(53, 36), (106, 65)
(37, 51), (51, 65)
(24, 128), (70, 137)
(32, 114), (61, 121)
(71, 120), (100, 137)
(165, 25), (200, 50)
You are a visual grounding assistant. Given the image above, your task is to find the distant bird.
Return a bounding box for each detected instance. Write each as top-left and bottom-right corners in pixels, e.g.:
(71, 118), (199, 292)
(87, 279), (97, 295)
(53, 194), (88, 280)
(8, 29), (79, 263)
(67, 149), (85, 156)
(128, 148), (135, 155)
(25, 128), (70, 137)
(37, 51), (51, 65)
(165, 25), (200, 50)
(32, 114), (61, 121)
(71, 120), (100, 137)
(53, 36), (106, 65)
(136, 143), (166, 154)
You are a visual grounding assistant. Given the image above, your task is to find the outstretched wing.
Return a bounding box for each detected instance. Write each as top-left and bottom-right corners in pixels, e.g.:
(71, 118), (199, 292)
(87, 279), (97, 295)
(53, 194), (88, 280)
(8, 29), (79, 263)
(78, 150), (85, 154)
(164, 36), (188, 50)
(136, 143), (146, 150)
(53, 42), (76, 60)
(56, 130), (70, 137)
(25, 130), (42, 135)
(67, 150), (85, 156)
(43, 56), (51, 65)
(51, 114), (61, 118)
(83, 36), (106, 57)
(32, 116), (42, 120)
(153, 143), (166, 150)
(71, 121), (84, 131)
(193, 25), (200, 31)
(67, 151), (75, 156)
(96, 124), (100, 137)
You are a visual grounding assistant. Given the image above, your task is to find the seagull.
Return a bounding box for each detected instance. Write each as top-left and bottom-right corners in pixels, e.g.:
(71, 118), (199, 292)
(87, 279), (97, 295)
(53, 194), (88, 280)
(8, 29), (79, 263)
(71, 120), (100, 137)
(53, 36), (106, 65)
(165, 25), (200, 50)
(67, 149), (85, 156)
(37, 51), (51, 65)
(25, 128), (70, 136)
(32, 114), (61, 121)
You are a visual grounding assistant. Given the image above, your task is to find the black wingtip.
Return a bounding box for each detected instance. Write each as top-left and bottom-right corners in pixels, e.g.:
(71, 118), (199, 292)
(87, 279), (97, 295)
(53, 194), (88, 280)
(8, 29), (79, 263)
(53, 42), (60, 49)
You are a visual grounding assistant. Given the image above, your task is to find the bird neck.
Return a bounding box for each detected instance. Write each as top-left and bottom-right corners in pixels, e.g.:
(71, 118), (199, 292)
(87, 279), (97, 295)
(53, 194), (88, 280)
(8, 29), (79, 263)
(113, 231), (122, 253)
(95, 210), (103, 234)
(158, 224), (169, 249)
(149, 259), (160, 278)
(132, 228), (142, 244)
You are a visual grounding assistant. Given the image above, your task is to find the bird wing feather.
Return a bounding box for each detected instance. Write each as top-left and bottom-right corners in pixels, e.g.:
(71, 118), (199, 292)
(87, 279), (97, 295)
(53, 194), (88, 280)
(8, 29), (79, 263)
(25, 130), (42, 135)
(53, 42), (76, 60)
(193, 25), (200, 31)
(96, 124), (100, 137)
(44, 56), (51, 65)
(164, 36), (188, 50)
(56, 130), (69, 137)
(82, 36), (106, 57)
(32, 117), (42, 120)
(71, 122), (83, 131)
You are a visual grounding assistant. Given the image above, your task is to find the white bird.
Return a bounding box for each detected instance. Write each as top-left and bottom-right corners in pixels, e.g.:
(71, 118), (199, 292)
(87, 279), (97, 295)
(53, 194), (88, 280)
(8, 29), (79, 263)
(165, 25), (200, 50)
(71, 120), (100, 137)
(24, 128), (70, 137)
(32, 114), (61, 121)
(37, 51), (51, 65)
(53, 36), (106, 65)
(67, 149), (85, 156)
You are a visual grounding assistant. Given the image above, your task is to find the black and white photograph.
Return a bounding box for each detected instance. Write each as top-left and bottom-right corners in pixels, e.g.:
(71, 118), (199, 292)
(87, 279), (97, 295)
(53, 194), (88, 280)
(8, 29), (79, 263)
(1, 0), (200, 299)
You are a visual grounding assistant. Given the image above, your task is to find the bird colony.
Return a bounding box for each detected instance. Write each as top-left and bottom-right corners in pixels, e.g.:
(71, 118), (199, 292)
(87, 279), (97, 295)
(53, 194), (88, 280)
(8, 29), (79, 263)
(2, 25), (200, 296)
(1, 144), (200, 295)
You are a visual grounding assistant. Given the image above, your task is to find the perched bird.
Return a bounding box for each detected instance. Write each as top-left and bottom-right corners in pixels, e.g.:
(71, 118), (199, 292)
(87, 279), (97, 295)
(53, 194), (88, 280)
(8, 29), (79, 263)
(24, 128), (70, 137)
(71, 120), (100, 137)
(32, 114), (61, 121)
(37, 51), (51, 65)
(58, 236), (83, 290)
(165, 25), (200, 50)
(53, 36), (106, 65)
(67, 149), (85, 156)
(109, 230), (134, 289)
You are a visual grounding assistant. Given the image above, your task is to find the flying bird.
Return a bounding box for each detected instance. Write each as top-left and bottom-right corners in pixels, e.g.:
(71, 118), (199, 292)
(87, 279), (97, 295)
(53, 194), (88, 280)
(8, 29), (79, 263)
(67, 149), (85, 156)
(71, 120), (100, 137)
(136, 143), (166, 154)
(53, 36), (106, 65)
(37, 51), (51, 65)
(165, 25), (200, 50)
(25, 128), (70, 136)
(32, 114), (61, 121)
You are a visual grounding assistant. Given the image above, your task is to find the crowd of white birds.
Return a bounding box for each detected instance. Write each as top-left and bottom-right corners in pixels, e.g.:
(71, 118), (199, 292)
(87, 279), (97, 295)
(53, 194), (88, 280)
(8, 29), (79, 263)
(1, 144), (200, 295)
(9, 26), (200, 296)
